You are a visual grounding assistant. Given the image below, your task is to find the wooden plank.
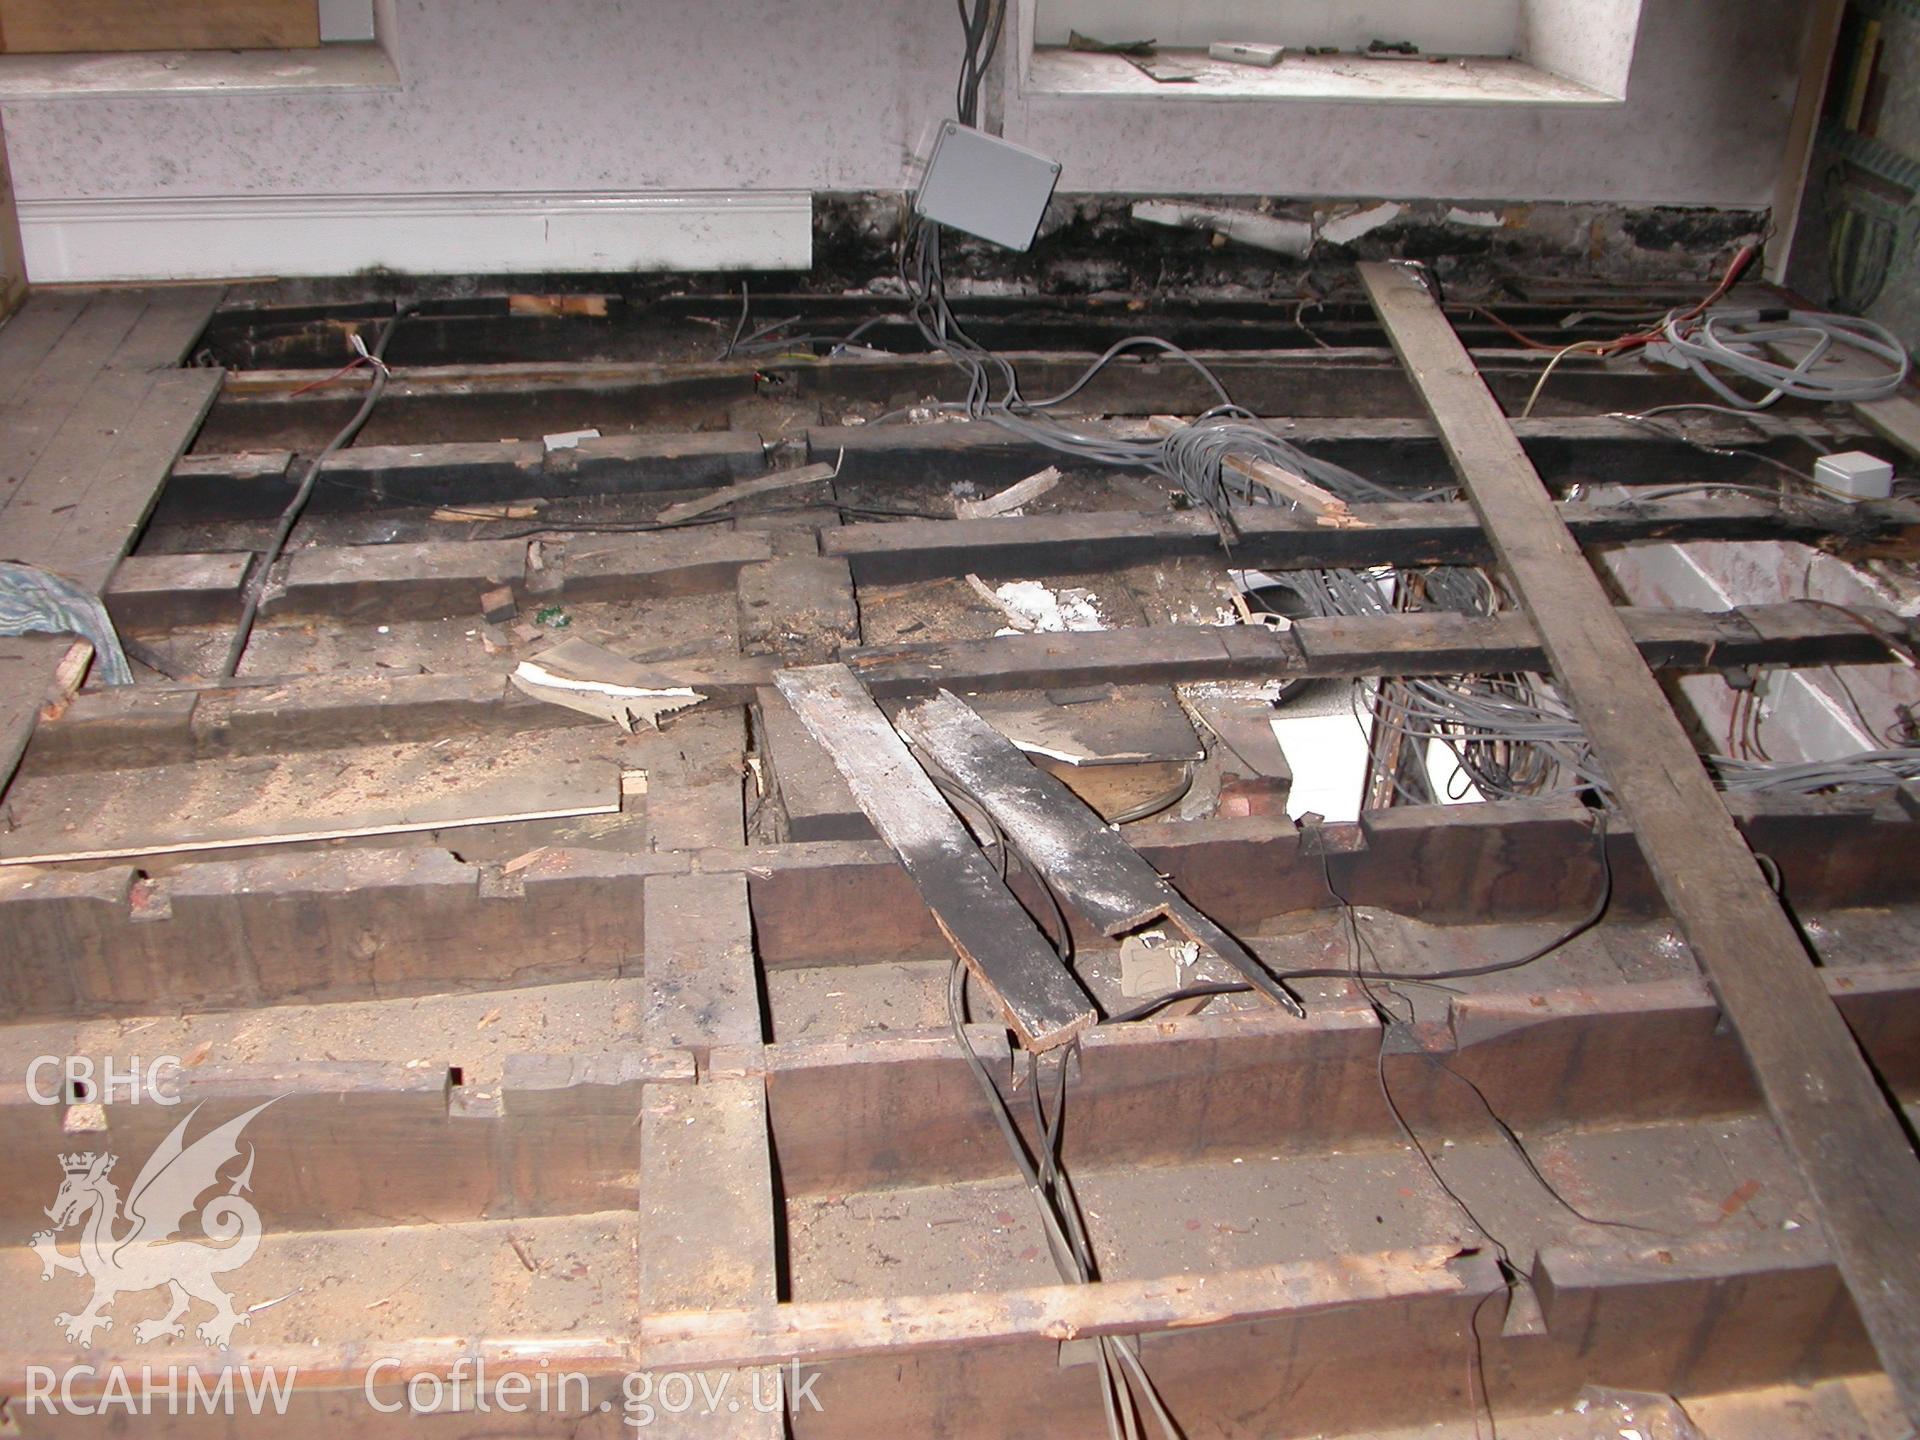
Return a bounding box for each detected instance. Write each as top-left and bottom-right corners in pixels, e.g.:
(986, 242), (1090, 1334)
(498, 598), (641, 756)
(197, 347), (1733, 449)
(28, 367), (222, 583)
(813, 412), (1858, 491)
(0, 0), (321, 52)
(158, 430), (766, 523)
(754, 685), (869, 841)
(0, 635), (83, 795)
(773, 663), (1096, 1050)
(105, 549), (252, 630)
(0, 288), (220, 794)
(638, 1245), (1479, 1370)
(655, 460), (836, 523)
(735, 554), (859, 663)
(1764, 0), (1847, 283)
(264, 528), (771, 621)
(1858, 393), (1920, 464)
(0, 292), (148, 515)
(638, 857), (779, 1434)
(751, 963), (1920, 1194)
(955, 465), (1062, 518)
(826, 509), (1222, 584)
(0, 292), (86, 408)
(1361, 258), (1920, 1422)
(637, 1078), (784, 1437)
(642, 871), (764, 1062)
(0, 791), (1906, 1020)
(896, 688), (1303, 1015)
(848, 601), (1918, 697)
(1147, 414), (1354, 519)
(153, 412), (1849, 519)
(824, 494), (1916, 584)
(22, 600), (1902, 776)
(0, 728), (620, 864)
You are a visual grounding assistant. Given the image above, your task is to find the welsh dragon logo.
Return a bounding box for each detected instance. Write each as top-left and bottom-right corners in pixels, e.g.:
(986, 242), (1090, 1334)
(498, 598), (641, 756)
(29, 1100), (278, 1349)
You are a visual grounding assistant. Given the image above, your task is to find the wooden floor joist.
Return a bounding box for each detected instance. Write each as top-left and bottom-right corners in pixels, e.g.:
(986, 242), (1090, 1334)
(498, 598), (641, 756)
(6, 274), (1919, 1436)
(824, 492), (1919, 584)
(1361, 258), (1920, 1421)
(848, 600), (1919, 697)
(196, 346), (1783, 451)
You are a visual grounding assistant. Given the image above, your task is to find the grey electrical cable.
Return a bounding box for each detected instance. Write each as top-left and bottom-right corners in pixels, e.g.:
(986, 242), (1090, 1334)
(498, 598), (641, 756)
(1655, 308), (1910, 410)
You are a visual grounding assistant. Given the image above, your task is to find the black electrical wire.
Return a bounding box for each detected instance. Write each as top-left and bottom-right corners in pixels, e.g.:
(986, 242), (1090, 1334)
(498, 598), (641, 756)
(1108, 814), (1613, 1022)
(947, 962), (1178, 1440)
(219, 309), (410, 677)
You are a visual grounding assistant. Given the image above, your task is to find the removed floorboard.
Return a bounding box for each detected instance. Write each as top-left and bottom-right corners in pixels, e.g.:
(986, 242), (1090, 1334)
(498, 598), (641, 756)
(895, 688), (1304, 1016)
(774, 662), (1096, 1050)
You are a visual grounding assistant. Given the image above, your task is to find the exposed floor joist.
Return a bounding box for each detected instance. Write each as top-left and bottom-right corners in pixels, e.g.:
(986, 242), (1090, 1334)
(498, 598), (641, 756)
(2, 271), (1917, 1438)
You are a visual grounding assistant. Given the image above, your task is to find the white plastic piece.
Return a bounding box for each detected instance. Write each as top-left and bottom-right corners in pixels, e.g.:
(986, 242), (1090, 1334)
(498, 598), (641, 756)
(1814, 450), (1894, 502)
(1317, 202), (1403, 247)
(1209, 41), (1282, 66)
(1131, 200), (1312, 257)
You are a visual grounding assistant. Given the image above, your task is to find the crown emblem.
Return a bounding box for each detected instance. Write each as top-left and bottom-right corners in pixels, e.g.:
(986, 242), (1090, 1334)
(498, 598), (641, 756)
(59, 1153), (108, 1175)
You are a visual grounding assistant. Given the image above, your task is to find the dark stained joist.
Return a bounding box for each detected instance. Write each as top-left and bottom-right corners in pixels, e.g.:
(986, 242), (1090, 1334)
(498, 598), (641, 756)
(1360, 258), (1920, 1422)
(199, 288), (1777, 369)
(3, 791), (1913, 1018)
(810, 412), (1854, 492)
(148, 414), (1857, 525)
(25, 599), (1914, 777)
(847, 601), (1920, 697)
(197, 347), (1757, 450)
(773, 663), (1097, 1050)
(156, 429), (766, 523)
(108, 530), (773, 628)
(822, 493), (1919, 584)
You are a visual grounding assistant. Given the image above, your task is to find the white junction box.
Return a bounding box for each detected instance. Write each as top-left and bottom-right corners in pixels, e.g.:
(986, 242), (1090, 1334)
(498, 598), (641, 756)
(1209, 41), (1283, 66)
(913, 121), (1062, 252)
(1814, 450), (1895, 502)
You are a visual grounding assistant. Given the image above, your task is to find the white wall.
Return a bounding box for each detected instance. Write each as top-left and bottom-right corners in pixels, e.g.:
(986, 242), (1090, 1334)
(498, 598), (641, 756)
(1005, 0), (1801, 204)
(1031, 0), (1524, 55)
(0, 0), (1806, 278)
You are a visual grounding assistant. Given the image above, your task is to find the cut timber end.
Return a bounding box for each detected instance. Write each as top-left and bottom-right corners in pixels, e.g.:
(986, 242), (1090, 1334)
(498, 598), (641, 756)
(773, 663), (1096, 1050)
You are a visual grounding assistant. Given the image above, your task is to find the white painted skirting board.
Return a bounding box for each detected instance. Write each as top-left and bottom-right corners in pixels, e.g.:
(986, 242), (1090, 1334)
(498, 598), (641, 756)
(18, 190), (813, 282)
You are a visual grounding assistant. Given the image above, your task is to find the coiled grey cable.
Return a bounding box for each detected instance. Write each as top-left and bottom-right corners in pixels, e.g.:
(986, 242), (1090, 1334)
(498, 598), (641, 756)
(1656, 308), (1910, 410)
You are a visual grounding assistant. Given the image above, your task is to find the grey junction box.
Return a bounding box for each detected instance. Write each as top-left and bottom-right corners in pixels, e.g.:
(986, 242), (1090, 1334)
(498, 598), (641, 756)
(913, 121), (1063, 252)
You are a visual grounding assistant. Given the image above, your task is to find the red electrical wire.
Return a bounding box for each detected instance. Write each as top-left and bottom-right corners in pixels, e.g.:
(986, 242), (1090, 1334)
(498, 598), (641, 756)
(1466, 242), (1761, 355)
(286, 352), (371, 398)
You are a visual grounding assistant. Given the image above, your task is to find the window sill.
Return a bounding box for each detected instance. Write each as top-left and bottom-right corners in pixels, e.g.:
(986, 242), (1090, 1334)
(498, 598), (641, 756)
(1025, 47), (1620, 106)
(0, 41), (398, 99)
